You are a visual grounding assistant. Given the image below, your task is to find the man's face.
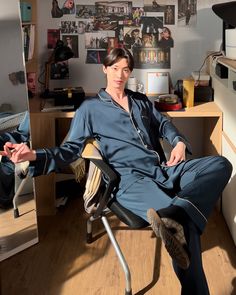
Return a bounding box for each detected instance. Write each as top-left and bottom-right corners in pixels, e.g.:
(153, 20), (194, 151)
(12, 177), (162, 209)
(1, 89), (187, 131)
(27, 73), (36, 93)
(132, 31), (140, 40)
(162, 29), (170, 39)
(103, 58), (131, 90)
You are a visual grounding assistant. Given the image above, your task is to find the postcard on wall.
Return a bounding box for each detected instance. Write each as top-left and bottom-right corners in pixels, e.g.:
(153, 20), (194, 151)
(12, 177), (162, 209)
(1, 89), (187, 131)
(47, 29), (60, 49)
(177, 0), (197, 27)
(86, 50), (107, 64)
(60, 21), (78, 34)
(58, 0), (75, 15)
(51, 0), (76, 18)
(75, 5), (95, 18)
(95, 1), (132, 20)
(62, 35), (79, 58)
(85, 31), (115, 50)
(133, 47), (171, 69)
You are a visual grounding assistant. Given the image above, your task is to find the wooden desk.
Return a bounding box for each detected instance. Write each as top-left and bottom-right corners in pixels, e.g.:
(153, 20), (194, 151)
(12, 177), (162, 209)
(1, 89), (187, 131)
(165, 101), (222, 156)
(30, 97), (75, 215)
(29, 98), (222, 216)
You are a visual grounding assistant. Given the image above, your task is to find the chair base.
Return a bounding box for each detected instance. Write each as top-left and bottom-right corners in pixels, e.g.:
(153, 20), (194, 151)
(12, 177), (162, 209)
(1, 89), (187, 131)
(86, 232), (93, 244)
(14, 208), (20, 218)
(86, 213), (132, 294)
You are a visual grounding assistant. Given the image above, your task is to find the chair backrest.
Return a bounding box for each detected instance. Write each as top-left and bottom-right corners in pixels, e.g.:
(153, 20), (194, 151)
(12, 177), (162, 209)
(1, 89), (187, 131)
(71, 139), (149, 228)
(70, 139), (103, 214)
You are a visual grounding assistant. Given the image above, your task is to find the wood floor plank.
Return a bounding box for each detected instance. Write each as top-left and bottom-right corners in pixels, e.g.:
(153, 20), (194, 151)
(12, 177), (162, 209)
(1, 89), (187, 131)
(1, 196), (236, 295)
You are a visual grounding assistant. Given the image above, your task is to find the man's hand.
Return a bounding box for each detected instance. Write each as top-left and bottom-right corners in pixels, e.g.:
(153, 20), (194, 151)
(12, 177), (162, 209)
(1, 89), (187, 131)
(166, 141), (186, 166)
(0, 142), (36, 163)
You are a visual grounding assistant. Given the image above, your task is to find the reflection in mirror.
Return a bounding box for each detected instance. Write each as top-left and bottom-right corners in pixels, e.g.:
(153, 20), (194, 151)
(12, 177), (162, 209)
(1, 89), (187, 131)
(0, 1), (38, 261)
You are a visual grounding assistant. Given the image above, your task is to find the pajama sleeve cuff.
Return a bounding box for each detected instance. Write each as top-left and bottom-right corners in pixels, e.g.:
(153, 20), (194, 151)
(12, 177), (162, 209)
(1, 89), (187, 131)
(172, 136), (192, 155)
(28, 149), (48, 177)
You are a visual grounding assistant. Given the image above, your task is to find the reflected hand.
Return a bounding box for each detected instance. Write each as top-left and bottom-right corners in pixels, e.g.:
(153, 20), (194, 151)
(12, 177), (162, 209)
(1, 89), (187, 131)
(0, 142), (36, 163)
(166, 141), (186, 166)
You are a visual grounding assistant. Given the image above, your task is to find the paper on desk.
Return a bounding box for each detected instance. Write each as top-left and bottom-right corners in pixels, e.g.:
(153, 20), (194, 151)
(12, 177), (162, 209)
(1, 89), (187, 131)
(41, 99), (74, 112)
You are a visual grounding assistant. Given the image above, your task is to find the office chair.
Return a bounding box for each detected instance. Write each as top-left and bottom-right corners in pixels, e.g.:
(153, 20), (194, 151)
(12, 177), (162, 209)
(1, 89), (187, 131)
(77, 140), (150, 295)
(13, 161), (30, 218)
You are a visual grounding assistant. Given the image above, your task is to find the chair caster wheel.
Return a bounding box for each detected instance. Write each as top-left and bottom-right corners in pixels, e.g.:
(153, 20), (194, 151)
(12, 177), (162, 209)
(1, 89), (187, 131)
(14, 208), (19, 218)
(86, 233), (93, 244)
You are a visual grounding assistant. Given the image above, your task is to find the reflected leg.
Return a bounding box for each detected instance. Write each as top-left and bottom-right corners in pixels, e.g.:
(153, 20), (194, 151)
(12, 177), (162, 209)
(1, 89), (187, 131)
(0, 161), (15, 208)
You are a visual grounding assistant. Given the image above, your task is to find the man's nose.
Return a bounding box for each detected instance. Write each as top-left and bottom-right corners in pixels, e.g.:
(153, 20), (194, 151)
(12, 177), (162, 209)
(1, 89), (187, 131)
(116, 70), (123, 78)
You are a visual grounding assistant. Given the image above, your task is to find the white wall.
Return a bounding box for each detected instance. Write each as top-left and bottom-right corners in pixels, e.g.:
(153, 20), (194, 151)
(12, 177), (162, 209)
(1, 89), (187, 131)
(0, 1), (28, 113)
(37, 0), (229, 94)
(211, 60), (236, 245)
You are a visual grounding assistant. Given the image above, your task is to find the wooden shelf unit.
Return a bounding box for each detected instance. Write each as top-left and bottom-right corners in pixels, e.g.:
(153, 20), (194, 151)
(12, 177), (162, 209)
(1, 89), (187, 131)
(211, 57), (236, 94)
(211, 56), (236, 246)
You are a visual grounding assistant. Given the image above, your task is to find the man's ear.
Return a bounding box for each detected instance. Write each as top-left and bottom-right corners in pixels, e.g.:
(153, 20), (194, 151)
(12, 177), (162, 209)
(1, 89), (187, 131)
(103, 65), (107, 74)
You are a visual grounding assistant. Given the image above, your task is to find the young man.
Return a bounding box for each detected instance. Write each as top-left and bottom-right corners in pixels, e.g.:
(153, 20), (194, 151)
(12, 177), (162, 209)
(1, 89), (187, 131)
(1, 48), (232, 294)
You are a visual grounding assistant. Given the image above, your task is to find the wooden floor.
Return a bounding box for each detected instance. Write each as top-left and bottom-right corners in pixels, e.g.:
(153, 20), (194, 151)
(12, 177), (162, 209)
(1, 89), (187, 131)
(1, 196), (236, 295)
(0, 194), (38, 262)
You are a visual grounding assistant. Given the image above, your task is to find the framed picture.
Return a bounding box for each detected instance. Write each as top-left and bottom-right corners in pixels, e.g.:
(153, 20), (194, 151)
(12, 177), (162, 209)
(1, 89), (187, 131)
(146, 72), (169, 96)
(133, 47), (171, 69)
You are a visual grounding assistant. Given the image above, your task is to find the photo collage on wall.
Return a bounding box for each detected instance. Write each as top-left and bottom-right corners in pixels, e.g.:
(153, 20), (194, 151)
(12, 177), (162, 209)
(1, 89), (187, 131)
(48, 0), (197, 76)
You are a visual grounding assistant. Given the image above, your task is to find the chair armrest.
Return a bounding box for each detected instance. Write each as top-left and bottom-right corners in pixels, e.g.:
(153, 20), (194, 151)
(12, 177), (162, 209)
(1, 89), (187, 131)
(90, 158), (118, 218)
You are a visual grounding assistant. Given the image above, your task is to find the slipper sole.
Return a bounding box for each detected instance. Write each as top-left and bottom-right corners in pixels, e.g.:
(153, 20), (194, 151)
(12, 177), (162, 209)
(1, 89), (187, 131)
(147, 208), (190, 270)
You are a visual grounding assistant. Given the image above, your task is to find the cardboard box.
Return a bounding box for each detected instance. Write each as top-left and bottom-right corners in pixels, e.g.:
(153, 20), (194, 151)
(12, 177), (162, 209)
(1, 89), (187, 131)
(183, 77), (195, 108)
(191, 71), (210, 86)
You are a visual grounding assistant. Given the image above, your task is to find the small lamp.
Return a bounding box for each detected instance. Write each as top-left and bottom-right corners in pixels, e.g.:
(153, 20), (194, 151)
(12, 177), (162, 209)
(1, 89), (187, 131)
(212, 1), (236, 27)
(42, 40), (74, 97)
(212, 1), (236, 54)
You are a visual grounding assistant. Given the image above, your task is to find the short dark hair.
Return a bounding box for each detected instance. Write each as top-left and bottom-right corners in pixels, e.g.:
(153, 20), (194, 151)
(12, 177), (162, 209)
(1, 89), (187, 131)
(103, 48), (134, 72)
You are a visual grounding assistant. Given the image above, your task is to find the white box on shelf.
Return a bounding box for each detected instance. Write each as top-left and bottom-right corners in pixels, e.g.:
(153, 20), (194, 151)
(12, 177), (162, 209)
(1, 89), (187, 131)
(226, 29), (236, 60)
(191, 71), (210, 81)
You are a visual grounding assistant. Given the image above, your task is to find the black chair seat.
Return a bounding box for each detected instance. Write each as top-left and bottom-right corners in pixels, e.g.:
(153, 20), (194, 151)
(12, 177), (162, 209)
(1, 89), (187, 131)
(108, 198), (149, 229)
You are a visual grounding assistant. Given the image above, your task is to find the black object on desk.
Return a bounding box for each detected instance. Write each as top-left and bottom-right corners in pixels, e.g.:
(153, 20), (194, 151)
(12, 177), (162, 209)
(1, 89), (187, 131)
(215, 63), (228, 79)
(41, 87), (85, 110)
(174, 80), (213, 103)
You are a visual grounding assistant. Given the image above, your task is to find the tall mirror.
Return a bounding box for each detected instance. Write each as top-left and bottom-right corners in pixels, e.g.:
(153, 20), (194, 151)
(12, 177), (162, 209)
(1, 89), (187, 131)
(0, 1), (38, 261)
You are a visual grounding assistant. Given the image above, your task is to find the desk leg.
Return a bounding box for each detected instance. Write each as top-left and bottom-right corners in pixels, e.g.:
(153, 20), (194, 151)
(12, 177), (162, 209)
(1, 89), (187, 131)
(34, 175), (56, 215)
(30, 114), (57, 216)
(203, 116), (222, 156)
